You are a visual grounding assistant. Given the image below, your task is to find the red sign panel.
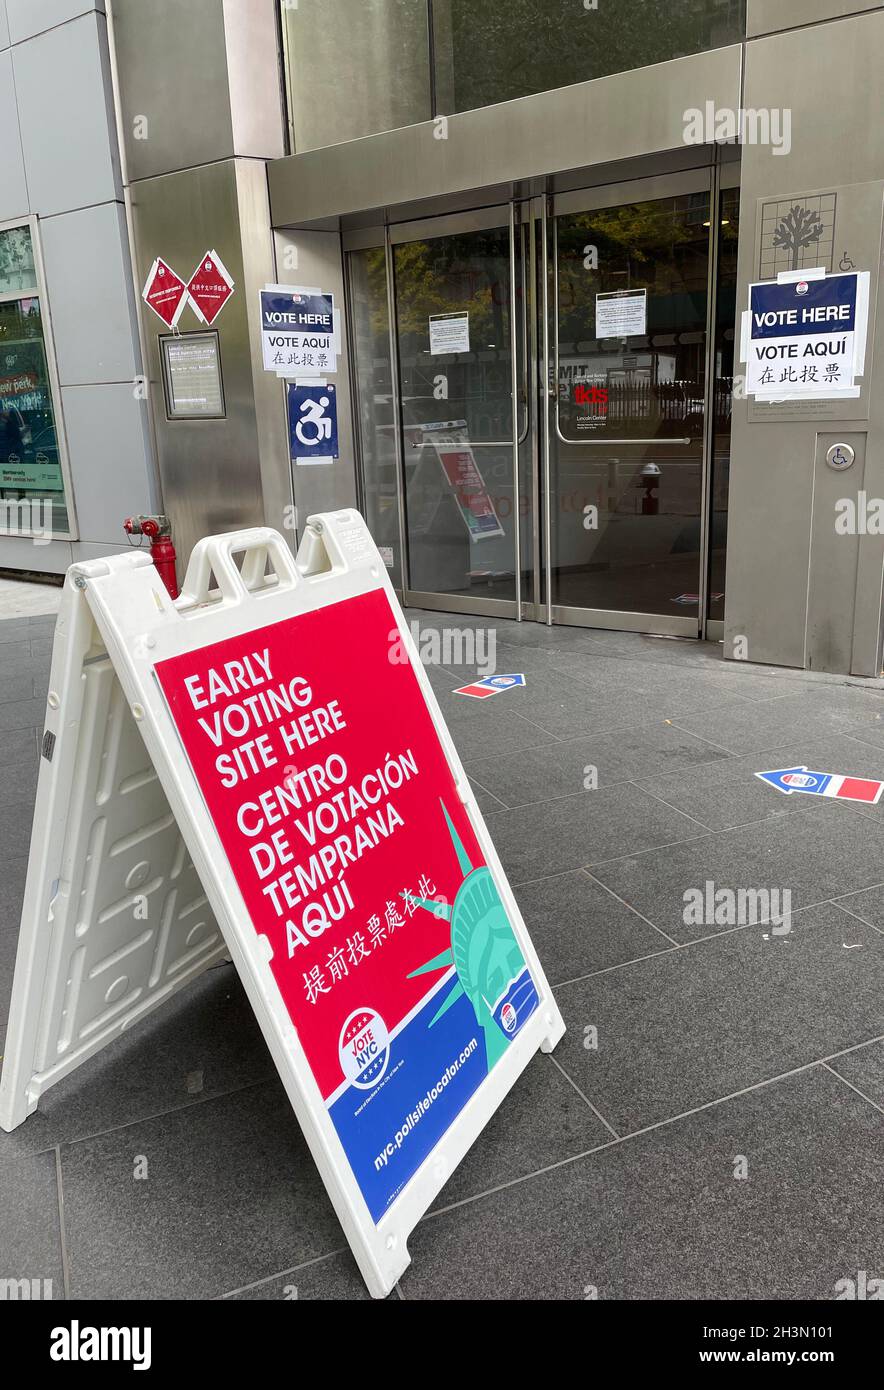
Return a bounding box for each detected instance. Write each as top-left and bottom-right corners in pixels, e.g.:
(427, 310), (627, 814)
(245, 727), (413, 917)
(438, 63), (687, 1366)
(154, 588), (540, 1220)
(186, 250), (235, 325)
(141, 258), (187, 328)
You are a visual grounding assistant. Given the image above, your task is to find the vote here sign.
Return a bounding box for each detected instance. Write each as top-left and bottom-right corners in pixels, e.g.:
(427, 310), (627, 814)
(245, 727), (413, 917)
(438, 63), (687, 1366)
(746, 273), (864, 399)
(154, 588), (541, 1221)
(260, 287), (338, 375)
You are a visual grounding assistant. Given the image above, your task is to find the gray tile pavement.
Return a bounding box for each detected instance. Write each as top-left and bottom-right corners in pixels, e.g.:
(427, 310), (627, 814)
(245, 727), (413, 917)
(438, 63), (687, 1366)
(1, 608), (882, 1300)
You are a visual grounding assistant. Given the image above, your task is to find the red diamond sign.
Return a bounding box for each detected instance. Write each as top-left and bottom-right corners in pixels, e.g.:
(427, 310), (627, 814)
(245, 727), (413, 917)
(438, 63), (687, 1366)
(141, 257), (187, 328)
(186, 250), (235, 325)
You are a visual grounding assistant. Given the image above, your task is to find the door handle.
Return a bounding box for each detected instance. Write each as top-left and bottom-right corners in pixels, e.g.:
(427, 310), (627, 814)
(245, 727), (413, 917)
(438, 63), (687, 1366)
(565, 436), (693, 447)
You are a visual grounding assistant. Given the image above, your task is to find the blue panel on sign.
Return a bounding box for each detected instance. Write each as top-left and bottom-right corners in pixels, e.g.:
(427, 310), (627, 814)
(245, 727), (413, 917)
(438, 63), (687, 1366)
(750, 274), (857, 339)
(288, 383), (339, 461)
(261, 291), (334, 334)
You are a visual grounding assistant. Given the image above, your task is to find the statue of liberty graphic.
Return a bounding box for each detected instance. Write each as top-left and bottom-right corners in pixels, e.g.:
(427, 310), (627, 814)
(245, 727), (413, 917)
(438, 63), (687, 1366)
(404, 801), (539, 1070)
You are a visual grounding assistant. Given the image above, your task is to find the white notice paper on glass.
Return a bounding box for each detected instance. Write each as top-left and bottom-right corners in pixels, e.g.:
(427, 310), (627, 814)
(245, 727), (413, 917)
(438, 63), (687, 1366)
(596, 290), (647, 339)
(429, 312), (470, 355)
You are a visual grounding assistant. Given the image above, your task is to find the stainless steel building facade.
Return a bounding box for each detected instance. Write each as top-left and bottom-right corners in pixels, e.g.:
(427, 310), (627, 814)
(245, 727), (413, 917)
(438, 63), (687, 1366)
(0, 0), (158, 573)
(3, 1), (884, 675)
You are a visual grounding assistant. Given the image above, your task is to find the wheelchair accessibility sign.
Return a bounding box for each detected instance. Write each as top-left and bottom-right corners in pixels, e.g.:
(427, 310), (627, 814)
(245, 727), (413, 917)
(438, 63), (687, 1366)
(288, 382), (339, 465)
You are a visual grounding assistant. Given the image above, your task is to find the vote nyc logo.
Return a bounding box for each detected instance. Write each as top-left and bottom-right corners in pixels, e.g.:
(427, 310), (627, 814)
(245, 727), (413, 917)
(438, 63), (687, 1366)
(339, 1008), (390, 1090)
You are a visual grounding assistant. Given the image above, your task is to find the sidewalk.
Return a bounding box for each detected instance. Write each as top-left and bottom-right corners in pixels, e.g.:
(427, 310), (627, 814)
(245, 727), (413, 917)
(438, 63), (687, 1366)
(0, 578), (62, 621)
(1, 609), (883, 1300)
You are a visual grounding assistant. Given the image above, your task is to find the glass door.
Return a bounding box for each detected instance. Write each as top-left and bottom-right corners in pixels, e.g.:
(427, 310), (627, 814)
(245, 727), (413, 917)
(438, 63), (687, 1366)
(545, 171), (714, 634)
(389, 206), (529, 616)
(346, 167), (737, 634)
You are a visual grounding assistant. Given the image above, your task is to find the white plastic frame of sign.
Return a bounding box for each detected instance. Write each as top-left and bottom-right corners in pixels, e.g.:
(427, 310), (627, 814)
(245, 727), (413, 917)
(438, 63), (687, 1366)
(0, 514), (565, 1297)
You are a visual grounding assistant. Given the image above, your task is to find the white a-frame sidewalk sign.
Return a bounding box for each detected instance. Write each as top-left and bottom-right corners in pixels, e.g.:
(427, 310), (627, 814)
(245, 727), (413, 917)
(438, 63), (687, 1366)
(0, 513), (565, 1296)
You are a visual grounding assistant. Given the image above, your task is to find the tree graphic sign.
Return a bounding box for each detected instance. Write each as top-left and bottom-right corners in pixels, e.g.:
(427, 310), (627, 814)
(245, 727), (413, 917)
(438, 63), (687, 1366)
(772, 205), (825, 271)
(759, 192), (837, 277)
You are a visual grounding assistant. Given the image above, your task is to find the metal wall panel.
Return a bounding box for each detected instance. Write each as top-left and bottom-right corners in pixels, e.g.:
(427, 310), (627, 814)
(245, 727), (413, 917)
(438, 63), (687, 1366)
(128, 159), (289, 566)
(40, 202), (140, 386)
(235, 159), (294, 544)
(748, 0), (883, 37)
(853, 490), (884, 674)
(0, 535), (72, 573)
(109, 0), (231, 180)
(0, 0), (153, 565)
(6, 0), (104, 44)
(268, 44), (743, 226)
(0, 50), (28, 219)
(223, 0), (285, 161)
(60, 383), (155, 547)
(110, 2), (289, 570)
(71, 540), (130, 563)
(272, 227), (358, 524)
(12, 12), (121, 216)
(807, 434), (867, 673)
(725, 8), (884, 675)
(108, 0), (283, 183)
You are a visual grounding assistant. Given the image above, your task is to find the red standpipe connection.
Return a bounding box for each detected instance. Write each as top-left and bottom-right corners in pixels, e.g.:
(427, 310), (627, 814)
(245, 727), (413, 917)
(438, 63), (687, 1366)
(123, 514), (179, 599)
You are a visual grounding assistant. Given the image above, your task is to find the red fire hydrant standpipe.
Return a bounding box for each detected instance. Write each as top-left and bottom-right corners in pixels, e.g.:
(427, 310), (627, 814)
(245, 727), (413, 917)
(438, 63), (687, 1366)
(123, 514), (179, 599)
